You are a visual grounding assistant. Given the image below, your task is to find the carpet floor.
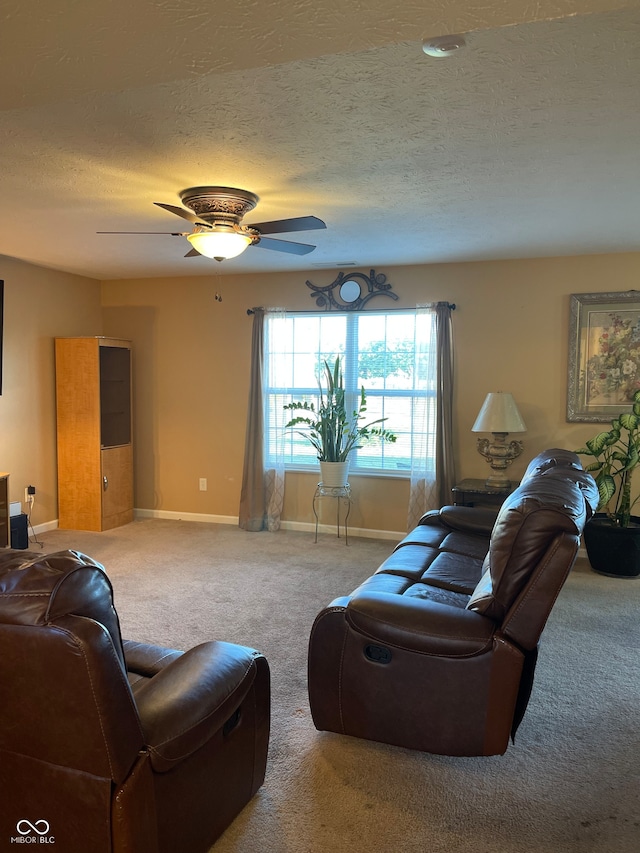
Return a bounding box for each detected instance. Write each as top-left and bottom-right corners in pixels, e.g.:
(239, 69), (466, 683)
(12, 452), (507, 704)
(34, 519), (639, 853)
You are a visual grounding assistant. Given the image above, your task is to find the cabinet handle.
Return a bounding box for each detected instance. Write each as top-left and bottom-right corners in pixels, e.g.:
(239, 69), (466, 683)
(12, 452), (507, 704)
(103, 476), (108, 491)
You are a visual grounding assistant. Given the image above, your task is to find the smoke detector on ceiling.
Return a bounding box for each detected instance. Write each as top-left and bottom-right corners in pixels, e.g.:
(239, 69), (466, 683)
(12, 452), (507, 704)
(422, 34), (466, 57)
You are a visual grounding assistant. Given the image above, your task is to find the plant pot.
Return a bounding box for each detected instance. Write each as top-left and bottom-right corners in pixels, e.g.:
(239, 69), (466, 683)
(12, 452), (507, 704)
(319, 461), (350, 488)
(583, 514), (640, 578)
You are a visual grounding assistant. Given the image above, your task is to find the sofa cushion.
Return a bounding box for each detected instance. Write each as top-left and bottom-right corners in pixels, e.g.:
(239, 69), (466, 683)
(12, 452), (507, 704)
(376, 545), (483, 594)
(388, 508), (493, 595)
(376, 545), (440, 581)
(420, 551), (484, 594)
(402, 583), (471, 610)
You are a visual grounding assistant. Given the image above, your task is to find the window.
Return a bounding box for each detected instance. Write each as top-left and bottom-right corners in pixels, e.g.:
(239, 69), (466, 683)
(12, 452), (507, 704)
(264, 309), (438, 475)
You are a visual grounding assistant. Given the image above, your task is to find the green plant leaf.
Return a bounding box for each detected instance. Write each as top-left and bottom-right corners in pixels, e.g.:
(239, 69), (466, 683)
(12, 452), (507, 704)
(586, 432), (614, 454)
(284, 355), (396, 463)
(619, 412), (639, 430)
(576, 403), (640, 524)
(596, 472), (616, 511)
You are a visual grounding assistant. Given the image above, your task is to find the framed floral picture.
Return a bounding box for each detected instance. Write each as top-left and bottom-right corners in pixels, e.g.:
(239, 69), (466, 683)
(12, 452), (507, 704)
(568, 290), (640, 422)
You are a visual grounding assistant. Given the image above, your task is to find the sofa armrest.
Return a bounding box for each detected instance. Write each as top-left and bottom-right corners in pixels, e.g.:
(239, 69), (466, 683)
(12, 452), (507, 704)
(437, 505), (499, 535)
(131, 640), (262, 772)
(346, 590), (496, 656)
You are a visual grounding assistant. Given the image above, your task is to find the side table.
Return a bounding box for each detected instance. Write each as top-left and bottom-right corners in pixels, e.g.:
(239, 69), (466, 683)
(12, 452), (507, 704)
(451, 478), (518, 509)
(312, 483), (352, 545)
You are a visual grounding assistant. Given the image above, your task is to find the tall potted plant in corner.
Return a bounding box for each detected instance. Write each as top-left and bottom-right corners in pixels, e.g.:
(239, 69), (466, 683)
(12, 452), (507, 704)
(575, 388), (640, 577)
(284, 356), (396, 488)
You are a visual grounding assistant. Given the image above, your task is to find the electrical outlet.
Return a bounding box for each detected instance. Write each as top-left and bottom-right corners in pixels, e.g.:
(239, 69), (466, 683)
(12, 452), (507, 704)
(25, 486), (35, 503)
(199, 478), (207, 491)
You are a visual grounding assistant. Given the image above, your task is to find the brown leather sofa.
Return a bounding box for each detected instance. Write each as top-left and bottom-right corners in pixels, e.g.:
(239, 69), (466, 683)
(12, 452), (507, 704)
(0, 549), (269, 853)
(308, 449), (598, 756)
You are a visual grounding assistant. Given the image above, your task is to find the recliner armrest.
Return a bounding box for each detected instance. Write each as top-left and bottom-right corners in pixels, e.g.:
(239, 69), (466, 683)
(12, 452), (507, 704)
(131, 640), (262, 773)
(346, 590), (496, 657)
(124, 639), (183, 676)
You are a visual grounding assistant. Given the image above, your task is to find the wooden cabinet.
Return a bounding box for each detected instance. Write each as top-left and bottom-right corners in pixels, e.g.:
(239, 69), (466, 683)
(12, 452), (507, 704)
(55, 337), (133, 531)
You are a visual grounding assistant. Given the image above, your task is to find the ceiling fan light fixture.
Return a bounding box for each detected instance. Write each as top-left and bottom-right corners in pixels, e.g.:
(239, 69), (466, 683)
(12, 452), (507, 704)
(187, 226), (253, 261)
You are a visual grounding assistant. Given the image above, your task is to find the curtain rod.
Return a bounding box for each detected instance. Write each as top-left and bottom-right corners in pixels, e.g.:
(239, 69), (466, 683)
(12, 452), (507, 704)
(247, 303), (456, 315)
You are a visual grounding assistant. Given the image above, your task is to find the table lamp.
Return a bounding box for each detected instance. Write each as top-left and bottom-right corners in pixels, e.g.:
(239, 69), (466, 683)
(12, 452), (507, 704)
(471, 392), (527, 488)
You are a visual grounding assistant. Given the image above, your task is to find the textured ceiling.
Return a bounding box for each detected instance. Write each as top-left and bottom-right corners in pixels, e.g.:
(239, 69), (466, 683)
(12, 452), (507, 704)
(1, 0), (639, 279)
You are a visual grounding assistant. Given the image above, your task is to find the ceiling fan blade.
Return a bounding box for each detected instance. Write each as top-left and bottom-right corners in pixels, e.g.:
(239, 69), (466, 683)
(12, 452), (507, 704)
(248, 215), (326, 235)
(253, 236), (316, 255)
(153, 202), (206, 225)
(97, 231), (187, 235)
(184, 248), (201, 257)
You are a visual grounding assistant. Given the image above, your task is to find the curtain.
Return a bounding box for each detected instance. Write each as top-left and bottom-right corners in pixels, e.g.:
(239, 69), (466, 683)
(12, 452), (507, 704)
(435, 301), (455, 506)
(407, 302), (455, 529)
(238, 308), (285, 531)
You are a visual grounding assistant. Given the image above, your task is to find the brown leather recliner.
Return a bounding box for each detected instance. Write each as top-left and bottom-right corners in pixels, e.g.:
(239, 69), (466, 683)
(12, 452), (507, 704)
(0, 549), (269, 853)
(308, 449), (598, 756)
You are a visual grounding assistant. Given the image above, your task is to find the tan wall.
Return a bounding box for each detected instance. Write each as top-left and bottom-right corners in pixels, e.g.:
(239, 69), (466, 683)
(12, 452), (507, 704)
(4, 250), (638, 535)
(0, 257), (102, 527)
(101, 252), (640, 536)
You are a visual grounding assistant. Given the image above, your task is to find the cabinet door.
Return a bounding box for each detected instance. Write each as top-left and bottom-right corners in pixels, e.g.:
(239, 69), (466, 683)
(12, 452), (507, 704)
(101, 446), (134, 530)
(100, 345), (131, 448)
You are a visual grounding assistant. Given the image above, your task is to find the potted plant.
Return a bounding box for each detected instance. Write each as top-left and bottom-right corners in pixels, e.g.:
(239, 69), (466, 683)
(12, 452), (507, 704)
(283, 356), (396, 487)
(575, 388), (640, 577)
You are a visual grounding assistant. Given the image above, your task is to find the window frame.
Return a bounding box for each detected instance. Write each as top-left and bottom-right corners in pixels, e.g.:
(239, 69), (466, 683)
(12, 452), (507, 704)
(263, 308), (437, 477)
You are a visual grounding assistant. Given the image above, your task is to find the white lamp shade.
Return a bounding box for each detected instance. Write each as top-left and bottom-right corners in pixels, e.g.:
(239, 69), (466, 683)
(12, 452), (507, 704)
(187, 228), (253, 260)
(471, 392), (526, 433)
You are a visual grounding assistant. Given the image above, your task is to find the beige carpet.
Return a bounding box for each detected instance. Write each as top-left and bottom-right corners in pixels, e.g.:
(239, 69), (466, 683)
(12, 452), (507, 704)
(35, 520), (639, 853)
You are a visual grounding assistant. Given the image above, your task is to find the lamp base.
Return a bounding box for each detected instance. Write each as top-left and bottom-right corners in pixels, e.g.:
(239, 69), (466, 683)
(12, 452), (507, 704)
(483, 472), (512, 490)
(476, 432), (523, 491)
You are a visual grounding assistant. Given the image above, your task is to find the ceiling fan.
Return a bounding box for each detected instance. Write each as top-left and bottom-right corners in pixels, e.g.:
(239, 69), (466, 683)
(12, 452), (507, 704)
(98, 186), (326, 262)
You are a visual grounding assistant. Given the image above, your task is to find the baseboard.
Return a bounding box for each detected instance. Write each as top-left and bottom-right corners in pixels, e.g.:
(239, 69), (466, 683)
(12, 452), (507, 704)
(134, 508), (404, 541)
(134, 508), (238, 525)
(27, 510), (403, 543)
(30, 519), (59, 535)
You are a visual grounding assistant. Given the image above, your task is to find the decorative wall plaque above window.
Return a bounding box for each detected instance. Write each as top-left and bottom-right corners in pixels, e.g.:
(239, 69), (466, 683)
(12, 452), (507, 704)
(305, 269), (398, 311)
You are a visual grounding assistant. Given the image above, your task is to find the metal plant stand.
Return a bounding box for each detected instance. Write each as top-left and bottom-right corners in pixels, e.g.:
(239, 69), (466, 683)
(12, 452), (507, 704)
(312, 483), (352, 544)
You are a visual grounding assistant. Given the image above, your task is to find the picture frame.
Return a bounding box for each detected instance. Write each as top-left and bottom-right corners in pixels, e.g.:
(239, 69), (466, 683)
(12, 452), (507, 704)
(567, 290), (640, 422)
